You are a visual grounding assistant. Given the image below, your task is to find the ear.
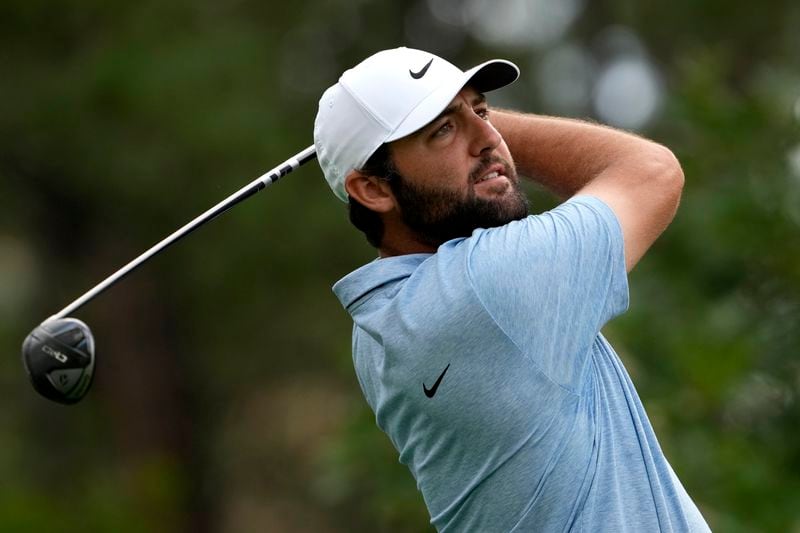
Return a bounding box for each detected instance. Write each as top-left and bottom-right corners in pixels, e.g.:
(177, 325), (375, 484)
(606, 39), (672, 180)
(344, 171), (396, 213)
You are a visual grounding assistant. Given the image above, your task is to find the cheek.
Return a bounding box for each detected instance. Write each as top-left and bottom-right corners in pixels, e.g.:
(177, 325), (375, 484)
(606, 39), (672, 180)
(496, 139), (513, 161)
(392, 138), (476, 189)
(437, 150), (475, 181)
(404, 157), (470, 191)
(433, 162), (473, 193)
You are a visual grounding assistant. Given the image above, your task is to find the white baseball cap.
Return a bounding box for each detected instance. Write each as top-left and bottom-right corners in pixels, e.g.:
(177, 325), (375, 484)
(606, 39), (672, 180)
(313, 47), (519, 202)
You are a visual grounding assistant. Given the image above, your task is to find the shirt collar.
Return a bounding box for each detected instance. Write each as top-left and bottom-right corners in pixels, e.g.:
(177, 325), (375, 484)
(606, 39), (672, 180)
(333, 253), (433, 310)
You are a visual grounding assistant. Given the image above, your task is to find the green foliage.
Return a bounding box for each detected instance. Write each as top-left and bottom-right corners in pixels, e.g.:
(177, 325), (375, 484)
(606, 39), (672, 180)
(315, 404), (432, 532)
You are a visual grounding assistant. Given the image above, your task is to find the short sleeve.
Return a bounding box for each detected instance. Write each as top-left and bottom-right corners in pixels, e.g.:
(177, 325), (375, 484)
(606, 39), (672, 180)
(466, 195), (629, 392)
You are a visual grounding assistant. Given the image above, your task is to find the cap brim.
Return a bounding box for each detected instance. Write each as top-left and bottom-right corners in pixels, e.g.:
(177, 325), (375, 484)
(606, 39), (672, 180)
(386, 59), (519, 142)
(465, 59), (520, 93)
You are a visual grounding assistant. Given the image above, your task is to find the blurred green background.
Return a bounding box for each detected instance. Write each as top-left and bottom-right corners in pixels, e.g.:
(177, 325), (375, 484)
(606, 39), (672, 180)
(1, 0), (799, 531)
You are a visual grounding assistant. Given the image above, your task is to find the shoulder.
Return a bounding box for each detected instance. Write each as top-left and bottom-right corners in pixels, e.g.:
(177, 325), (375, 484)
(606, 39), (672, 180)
(471, 196), (621, 247)
(464, 195), (624, 271)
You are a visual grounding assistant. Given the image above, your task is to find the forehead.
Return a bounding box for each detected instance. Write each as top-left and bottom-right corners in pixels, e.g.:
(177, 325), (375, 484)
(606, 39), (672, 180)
(416, 86), (485, 131)
(442, 85), (484, 113)
(455, 85), (482, 100)
(387, 85), (487, 155)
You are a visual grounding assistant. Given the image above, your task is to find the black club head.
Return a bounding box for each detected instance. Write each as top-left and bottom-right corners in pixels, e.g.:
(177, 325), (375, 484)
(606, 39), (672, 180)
(21, 318), (96, 405)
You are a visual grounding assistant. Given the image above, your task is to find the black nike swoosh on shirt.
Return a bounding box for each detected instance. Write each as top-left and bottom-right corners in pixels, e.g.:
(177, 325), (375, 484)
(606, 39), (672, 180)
(423, 363), (450, 398)
(409, 58), (433, 79)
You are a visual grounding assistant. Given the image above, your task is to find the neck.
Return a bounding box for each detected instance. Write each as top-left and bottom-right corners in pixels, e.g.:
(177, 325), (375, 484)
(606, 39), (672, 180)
(378, 235), (437, 257)
(378, 216), (437, 257)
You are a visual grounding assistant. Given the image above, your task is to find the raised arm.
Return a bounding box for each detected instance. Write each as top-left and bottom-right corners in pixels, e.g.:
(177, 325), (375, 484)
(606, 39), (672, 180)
(490, 109), (684, 272)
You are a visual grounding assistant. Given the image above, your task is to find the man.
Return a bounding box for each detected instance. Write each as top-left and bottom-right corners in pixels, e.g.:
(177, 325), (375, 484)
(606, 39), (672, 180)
(314, 47), (710, 532)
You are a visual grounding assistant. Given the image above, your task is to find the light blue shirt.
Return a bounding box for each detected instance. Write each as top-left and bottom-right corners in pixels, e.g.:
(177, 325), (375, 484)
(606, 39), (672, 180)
(333, 196), (710, 532)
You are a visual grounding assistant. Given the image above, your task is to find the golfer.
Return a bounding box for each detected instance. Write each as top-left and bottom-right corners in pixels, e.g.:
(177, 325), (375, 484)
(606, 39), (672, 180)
(314, 47), (711, 532)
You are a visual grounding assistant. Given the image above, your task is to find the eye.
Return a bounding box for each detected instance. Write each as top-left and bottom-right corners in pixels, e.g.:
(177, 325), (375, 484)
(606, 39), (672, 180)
(476, 107), (489, 120)
(432, 121), (453, 137)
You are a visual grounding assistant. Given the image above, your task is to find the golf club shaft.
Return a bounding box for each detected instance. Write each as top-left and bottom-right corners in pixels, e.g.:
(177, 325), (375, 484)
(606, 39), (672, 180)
(48, 145), (317, 322)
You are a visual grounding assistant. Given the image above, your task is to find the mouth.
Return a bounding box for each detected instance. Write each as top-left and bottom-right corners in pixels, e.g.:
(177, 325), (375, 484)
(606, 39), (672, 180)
(475, 171), (503, 183)
(473, 163), (509, 187)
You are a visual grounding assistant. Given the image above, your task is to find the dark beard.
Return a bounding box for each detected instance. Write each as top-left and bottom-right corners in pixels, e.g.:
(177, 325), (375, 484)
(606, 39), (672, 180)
(390, 155), (530, 248)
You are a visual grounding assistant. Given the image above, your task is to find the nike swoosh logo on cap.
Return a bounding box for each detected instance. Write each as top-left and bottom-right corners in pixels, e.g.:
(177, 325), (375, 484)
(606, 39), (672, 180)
(409, 58), (434, 79)
(423, 363), (450, 398)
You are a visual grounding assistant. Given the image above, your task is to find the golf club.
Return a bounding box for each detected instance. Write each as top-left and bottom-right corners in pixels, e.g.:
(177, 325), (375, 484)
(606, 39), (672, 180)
(21, 145), (317, 405)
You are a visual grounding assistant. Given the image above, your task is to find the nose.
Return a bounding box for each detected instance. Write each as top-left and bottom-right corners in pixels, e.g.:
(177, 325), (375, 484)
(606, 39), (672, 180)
(468, 112), (502, 157)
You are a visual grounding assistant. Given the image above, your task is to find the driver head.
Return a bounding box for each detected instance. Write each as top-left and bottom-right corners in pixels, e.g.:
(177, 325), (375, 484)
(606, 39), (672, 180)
(22, 318), (95, 404)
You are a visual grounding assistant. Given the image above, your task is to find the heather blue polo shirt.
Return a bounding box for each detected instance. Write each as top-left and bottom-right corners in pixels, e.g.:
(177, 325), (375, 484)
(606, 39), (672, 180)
(333, 196), (710, 532)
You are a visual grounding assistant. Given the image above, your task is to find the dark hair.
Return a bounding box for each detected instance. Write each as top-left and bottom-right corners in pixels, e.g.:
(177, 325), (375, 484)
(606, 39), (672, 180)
(348, 143), (397, 248)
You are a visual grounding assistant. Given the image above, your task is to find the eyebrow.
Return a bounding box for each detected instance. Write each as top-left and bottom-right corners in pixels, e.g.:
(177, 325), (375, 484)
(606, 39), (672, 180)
(418, 92), (488, 135)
